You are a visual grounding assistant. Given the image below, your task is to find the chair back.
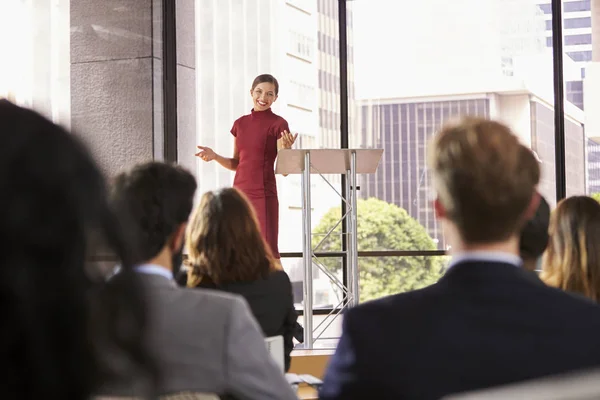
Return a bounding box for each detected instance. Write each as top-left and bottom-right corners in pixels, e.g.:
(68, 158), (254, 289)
(264, 335), (285, 372)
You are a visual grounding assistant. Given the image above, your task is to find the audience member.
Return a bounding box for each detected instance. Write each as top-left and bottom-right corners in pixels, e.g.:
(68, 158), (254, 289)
(0, 100), (155, 399)
(108, 162), (297, 399)
(185, 188), (298, 371)
(320, 118), (600, 400)
(542, 196), (600, 302)
(519, 194), (550, 272)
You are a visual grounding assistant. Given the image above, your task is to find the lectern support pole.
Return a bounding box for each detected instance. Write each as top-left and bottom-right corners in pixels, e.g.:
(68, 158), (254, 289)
(350, 151), (359, 305)
(345, 166), (352, 307)
(301, 151), (314, 348)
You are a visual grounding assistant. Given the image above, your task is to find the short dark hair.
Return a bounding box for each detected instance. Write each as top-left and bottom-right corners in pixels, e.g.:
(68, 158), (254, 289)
(520, 195), (550, 260)
(251, 74), (279, 95)
(110, 162), (197, 263)
(0, 100), (156, 397)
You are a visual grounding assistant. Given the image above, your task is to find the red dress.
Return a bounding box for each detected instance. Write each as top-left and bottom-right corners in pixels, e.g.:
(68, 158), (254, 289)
(231, 108), (289, 259)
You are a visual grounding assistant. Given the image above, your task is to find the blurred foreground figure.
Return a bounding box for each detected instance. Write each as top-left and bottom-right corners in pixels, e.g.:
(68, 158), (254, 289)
(0, 100), (155, 399)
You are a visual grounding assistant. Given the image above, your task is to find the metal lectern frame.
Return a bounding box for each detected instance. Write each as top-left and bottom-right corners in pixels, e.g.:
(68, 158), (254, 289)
(276, 149), (383, 349)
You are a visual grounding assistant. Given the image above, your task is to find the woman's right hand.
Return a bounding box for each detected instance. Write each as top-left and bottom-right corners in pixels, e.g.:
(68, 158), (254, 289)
(195, 146), (216, 162)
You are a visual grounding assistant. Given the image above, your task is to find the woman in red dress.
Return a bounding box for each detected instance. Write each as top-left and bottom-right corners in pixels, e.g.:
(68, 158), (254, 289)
(195, 74), (297, 260)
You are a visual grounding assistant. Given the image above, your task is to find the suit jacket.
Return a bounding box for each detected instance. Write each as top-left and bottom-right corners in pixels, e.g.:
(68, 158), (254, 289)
(320, 261), (600, 400)
(192, 270), (298, 371)
(108, 273), (297, 400)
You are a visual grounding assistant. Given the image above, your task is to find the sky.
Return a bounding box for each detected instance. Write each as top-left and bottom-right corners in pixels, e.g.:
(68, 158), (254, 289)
(348, 0), (559, 100)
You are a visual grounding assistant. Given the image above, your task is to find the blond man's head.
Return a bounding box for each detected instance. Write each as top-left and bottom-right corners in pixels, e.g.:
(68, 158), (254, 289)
(429, 118), (540, 244)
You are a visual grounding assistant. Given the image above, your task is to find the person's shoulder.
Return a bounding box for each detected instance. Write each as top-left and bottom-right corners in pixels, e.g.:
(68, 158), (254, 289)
(270, 112), (288, 124)
(179, 286), (247, 310)
(344, 284), (440, 325)
(540, 284), (600, 314)
(270, 269), (292, 283)
(234, 113), (251, 124)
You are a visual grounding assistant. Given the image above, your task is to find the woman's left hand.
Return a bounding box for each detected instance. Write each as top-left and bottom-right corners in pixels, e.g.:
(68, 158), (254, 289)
(281, 130), (298, 149)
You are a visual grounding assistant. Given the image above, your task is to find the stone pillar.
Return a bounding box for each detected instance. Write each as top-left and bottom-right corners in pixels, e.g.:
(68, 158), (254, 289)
(70, 0), (163, 175)
(176, 0), (197, 174)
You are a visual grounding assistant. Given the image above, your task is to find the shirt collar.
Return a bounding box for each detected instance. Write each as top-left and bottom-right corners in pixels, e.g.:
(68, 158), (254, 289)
(447, 251), (522, 271)
(133, 264), (173, 280)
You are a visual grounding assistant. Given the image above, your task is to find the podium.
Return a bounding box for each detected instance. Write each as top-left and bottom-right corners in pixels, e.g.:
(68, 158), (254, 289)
(276, 149), (383, 348)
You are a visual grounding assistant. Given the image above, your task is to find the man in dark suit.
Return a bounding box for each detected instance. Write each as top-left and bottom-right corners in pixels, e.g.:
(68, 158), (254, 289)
(320, 118), (600, 400)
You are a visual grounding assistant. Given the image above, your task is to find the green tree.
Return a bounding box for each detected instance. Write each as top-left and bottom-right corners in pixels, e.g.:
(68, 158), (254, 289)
(591, 193), (600, 203)
(313, 198), (445, 303)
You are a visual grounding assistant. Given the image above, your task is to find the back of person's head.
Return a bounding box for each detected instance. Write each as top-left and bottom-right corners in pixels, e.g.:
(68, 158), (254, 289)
(429, 118), (540, 243)
(542, 196), (600, 302)
(186, 188), (275, 286)
(0, 100), (155, 398)
(520, 195), (551, 268)
(110, 162), (197, 268)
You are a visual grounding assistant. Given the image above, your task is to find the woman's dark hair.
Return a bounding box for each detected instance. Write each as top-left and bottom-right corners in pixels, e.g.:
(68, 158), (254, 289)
(0, 100), (156, 398)
(251, 74), (279, 95)
(186, 188), (275, 286)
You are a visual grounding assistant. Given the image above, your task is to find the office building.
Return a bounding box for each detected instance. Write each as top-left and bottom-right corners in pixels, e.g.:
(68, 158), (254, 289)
(357, 88), (586, 249)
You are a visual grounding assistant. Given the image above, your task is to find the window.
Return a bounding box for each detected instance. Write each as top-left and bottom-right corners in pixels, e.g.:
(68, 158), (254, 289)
(562, 17), (591, 29)
(567, 51), (592, 62)
(344, 0), (560, 301)
(564, 34), (592, 46)
(289, 30), (315, 61)
(540, 1), (591, 14)
(289, 81), (316, 110)
(564, 0), (591, 12)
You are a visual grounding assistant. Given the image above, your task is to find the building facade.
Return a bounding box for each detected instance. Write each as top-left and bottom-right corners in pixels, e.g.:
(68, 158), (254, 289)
(357, 90), (586, 250)
(537, 0), (592, 109)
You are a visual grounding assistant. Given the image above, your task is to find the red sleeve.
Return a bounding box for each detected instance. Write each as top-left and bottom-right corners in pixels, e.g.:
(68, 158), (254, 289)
(275, 118), (290, 140)
(230, 119), (239, 137)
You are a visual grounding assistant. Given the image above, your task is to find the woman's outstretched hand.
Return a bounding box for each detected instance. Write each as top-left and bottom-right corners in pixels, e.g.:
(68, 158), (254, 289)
(195, 146), (216, 162)
(281, 130), (298, 149)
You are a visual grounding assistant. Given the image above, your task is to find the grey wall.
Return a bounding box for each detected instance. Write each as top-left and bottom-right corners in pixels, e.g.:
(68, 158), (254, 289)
(70, 0), (163, 175)
(176, 0), (197, 175)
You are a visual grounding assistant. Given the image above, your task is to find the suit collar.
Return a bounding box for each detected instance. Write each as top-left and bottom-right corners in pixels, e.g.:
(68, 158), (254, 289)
(137, 272), (178, 288)
(447, 251), (521, 270)
(440, 260), (545, 288)
(134, 263), (173, 280)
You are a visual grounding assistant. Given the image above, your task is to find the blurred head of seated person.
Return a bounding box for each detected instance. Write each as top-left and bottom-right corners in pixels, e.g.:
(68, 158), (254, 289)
(431, 118), (540, 256)
(321, 119), (600, 400)
(185, 188), (298, 371)
(109, 164), (297, 399)
(0, 100), (156, 399)
(186, 188), (276, 287)
(541, 196), (600, 302)
(110, 162), (197, 276)
(519, 194), (550, 272)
